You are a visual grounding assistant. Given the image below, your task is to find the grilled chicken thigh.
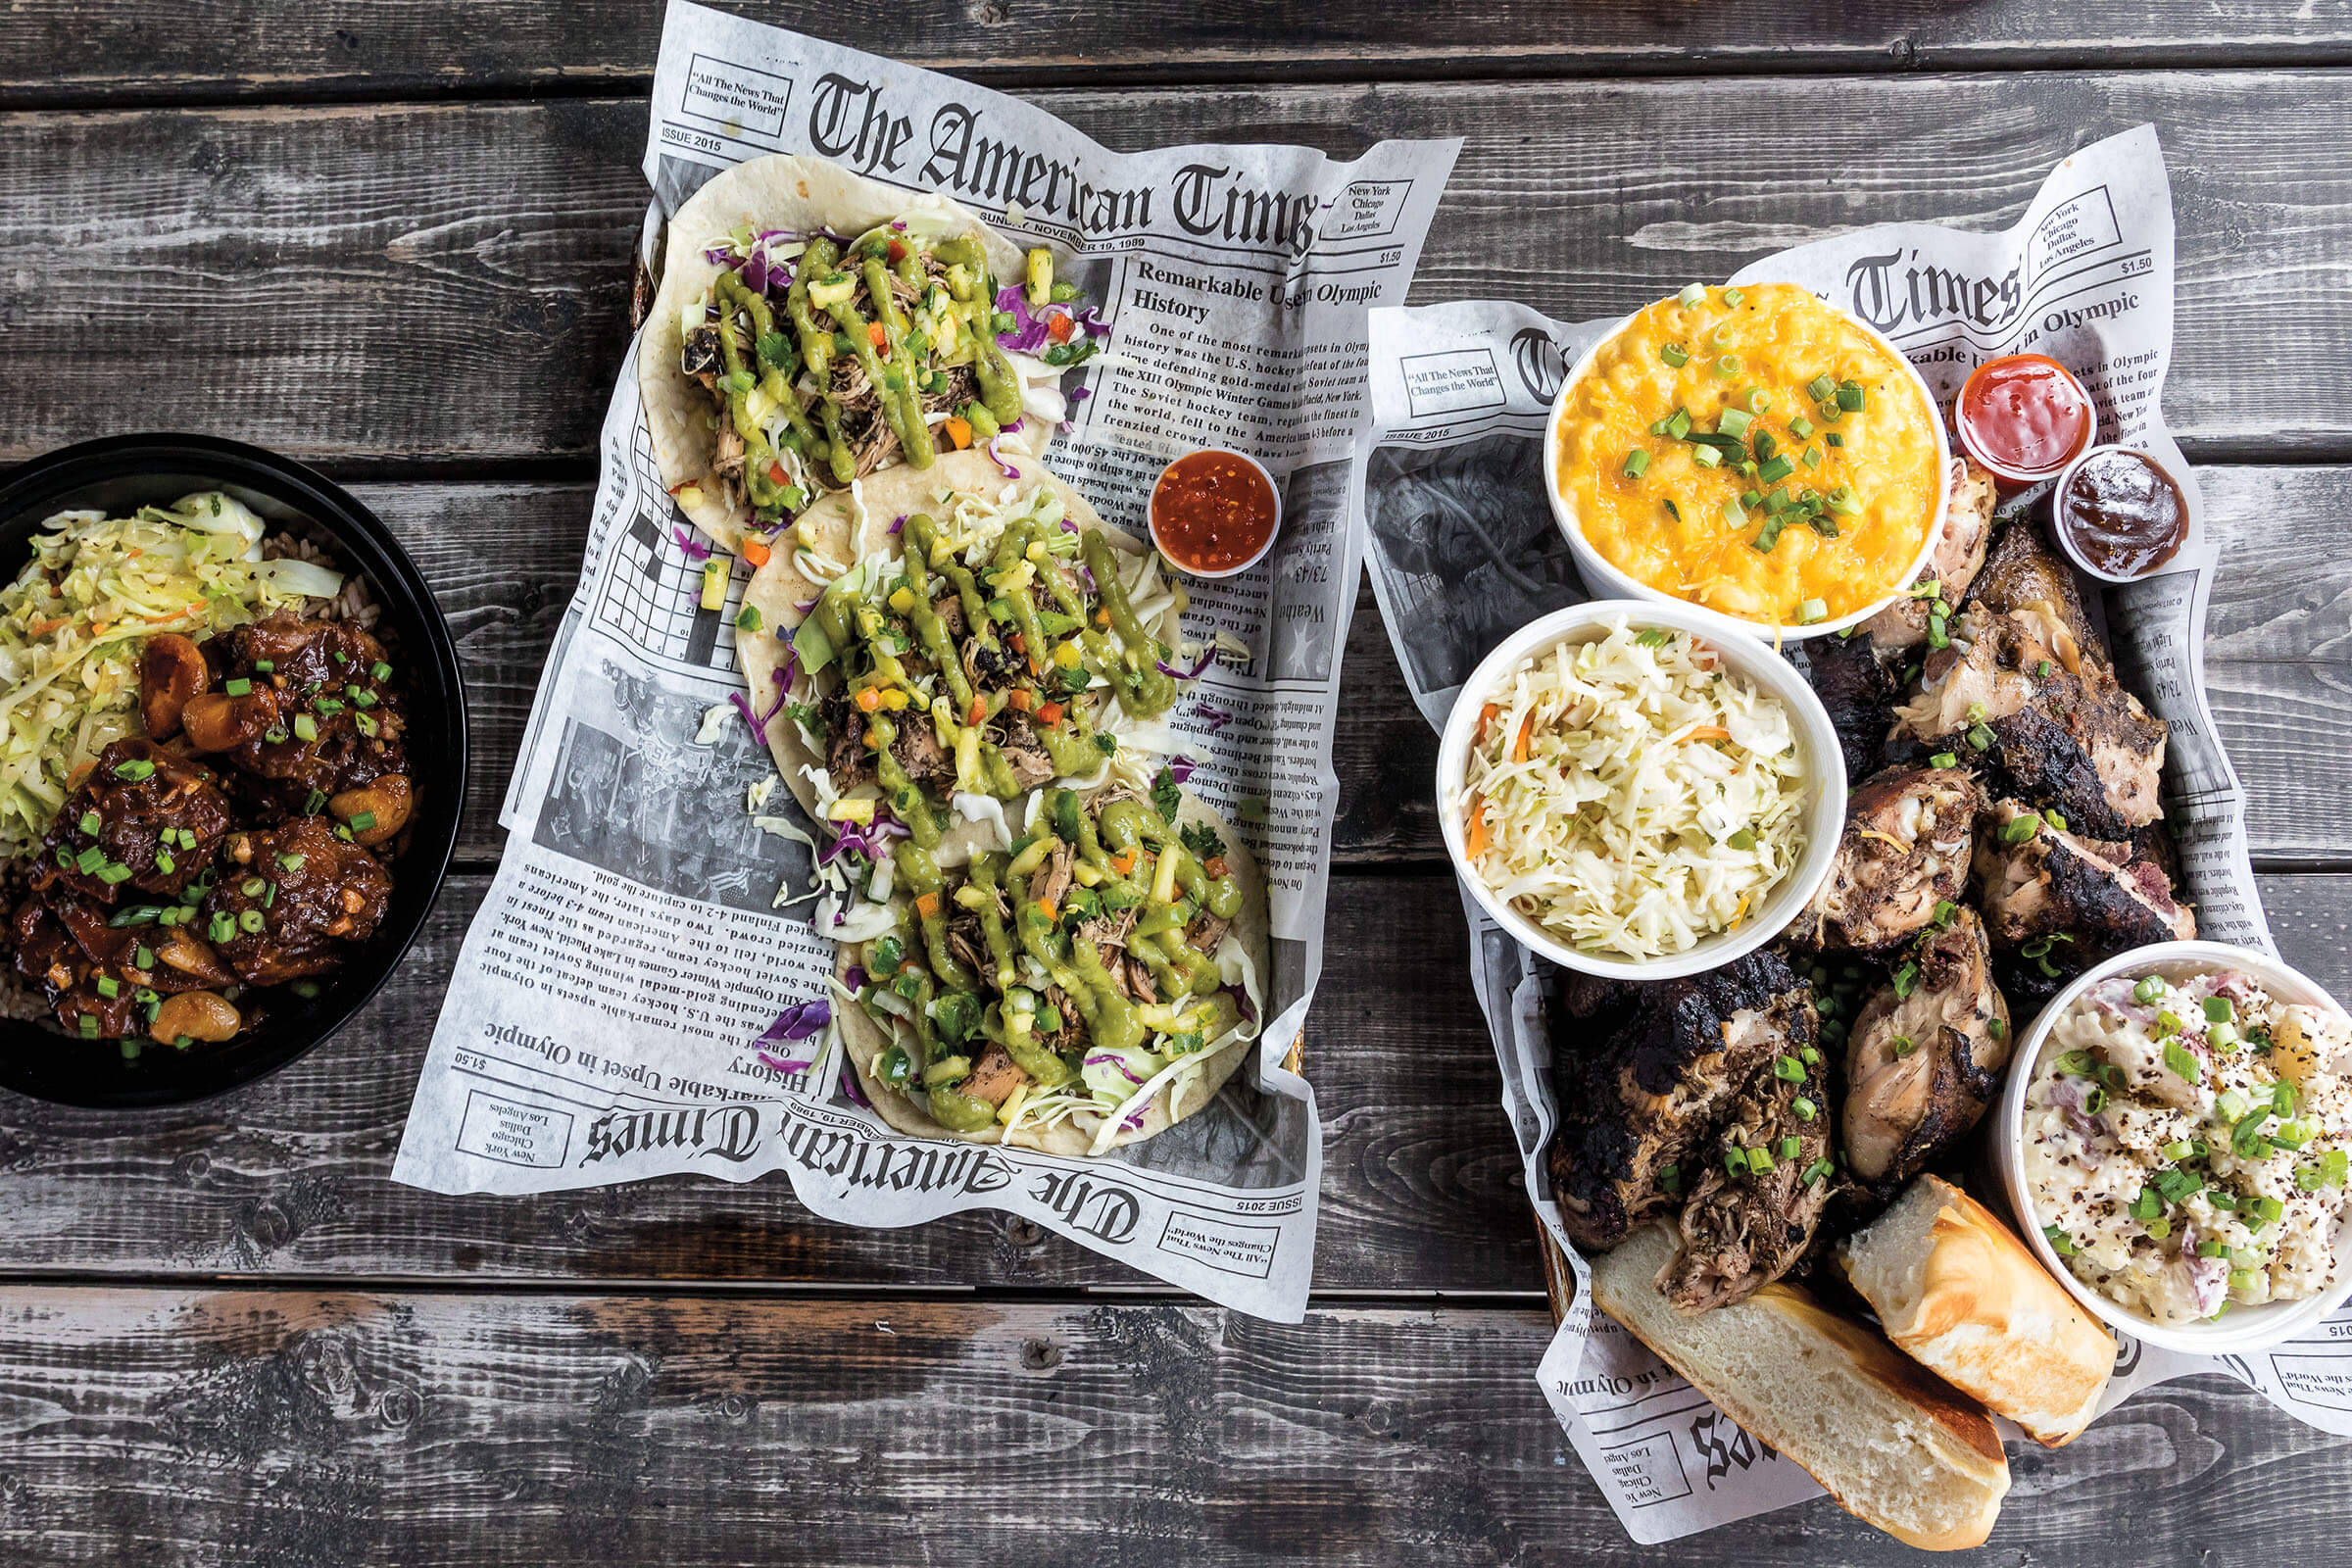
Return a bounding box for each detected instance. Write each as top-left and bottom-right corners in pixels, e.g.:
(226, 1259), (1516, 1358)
(1801, 766), (1979, 952)
(1975, 799), (2195, 964)
(1545, 953), (1810, 1252)
(1970, 516), (2100, 650)
(1861, 457), (2000, 654)
(1889, 520), (2169, 840)
(1841, 907), (2011, 1188)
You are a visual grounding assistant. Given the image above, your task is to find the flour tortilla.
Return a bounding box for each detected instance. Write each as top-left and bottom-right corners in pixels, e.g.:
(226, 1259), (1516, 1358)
(834, 786), (1272, 1153)
(736, 446), (1167, 836)
(641, 154), (1051, 550)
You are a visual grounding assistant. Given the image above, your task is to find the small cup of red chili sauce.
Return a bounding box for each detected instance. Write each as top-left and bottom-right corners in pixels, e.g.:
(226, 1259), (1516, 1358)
(1149, 449), (1282, 578)
(2049, 445), (2192, 582)
(1955, 353), (2096, 487)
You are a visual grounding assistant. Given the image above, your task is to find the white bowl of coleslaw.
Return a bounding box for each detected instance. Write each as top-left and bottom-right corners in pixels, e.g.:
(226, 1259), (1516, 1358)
(1436, 601), (1845, 979)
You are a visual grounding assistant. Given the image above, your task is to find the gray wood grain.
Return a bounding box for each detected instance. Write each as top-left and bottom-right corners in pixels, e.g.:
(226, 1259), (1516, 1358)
(0, 1284), (2337, 1567)
(1, 0), (2346, 103)
(0, 867), (2344, 1290)
(340, 469), (2352, 869)
(0, 867), (1533, 1291)
(5, 74), (2352, 468)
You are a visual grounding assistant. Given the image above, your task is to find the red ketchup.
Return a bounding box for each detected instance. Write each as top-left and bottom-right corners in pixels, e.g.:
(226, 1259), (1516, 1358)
(1956, 355), (2095, 485)
(1151, 450), (1281, 576)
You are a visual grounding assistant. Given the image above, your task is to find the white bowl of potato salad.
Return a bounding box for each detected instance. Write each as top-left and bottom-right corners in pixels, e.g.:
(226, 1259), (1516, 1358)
(1997, 941), (2352, 1353)
(1544, 281), (1947, 641)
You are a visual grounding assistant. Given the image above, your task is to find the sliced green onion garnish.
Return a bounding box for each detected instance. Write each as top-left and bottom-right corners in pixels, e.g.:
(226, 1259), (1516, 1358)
(1837, 380), (1865, 411)
(1678, 282), (1707, 308)
(1796, 598), (1827, 623)
(1718, 408), (1754, 438)
(1661, 343), (1690, 368)
(1714, 355), (1740, 377)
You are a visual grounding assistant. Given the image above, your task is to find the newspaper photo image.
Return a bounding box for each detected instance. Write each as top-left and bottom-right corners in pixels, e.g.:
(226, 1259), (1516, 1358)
(1353, 124), (2352, 1540)
(389, 0), (1461, 1321)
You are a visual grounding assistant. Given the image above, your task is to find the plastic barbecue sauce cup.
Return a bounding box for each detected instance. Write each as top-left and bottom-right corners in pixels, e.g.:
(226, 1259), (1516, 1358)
(1955, 354), (2096, 487)
(1150, 449), (1282, 578)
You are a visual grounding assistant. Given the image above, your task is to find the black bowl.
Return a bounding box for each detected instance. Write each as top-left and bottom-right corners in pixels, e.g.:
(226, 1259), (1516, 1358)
(0, 435), (466, 1107)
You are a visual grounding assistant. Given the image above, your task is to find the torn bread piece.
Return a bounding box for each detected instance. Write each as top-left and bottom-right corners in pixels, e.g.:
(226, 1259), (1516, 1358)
(1592, 1222), (2011, 1551)
(1839, 1175), (2115, 1447)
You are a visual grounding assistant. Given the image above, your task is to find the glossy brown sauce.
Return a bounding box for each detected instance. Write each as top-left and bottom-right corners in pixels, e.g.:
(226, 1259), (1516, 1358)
(2056, 448), (2188, 579)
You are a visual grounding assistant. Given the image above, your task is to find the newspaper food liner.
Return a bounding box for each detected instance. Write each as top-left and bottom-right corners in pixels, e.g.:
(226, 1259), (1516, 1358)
(1353, 125), (2352, 1539)
(388, 0), (1462, 1321)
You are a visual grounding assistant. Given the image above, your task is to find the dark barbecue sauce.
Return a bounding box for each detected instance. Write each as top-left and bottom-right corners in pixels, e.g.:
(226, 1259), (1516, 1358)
(2055, 448), (2189, 579)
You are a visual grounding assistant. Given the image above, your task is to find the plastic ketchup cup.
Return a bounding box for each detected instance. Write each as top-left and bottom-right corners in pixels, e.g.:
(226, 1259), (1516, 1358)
(1955, 354), (2095, 485)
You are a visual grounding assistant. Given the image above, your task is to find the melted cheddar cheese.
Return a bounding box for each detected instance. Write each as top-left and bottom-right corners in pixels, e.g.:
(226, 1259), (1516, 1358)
(1554, 283), (1939, 626)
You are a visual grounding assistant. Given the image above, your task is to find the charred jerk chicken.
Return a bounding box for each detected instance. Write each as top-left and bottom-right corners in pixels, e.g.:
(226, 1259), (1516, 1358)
(1545, 951), (1835, 1309)
(11, 611), (413, 1051)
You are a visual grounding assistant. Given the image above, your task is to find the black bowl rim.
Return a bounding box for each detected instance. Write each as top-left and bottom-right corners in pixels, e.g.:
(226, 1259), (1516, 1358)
(0, 433), (467, 1110)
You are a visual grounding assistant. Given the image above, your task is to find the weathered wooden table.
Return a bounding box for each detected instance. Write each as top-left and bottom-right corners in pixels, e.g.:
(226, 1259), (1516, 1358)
(2, 4), (2348, 1561)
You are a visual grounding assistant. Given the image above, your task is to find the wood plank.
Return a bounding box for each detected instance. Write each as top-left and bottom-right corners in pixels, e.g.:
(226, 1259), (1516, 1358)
(3, 0), (2350, 103)
(0, 867), (2347, 1291)
(349, 469), (2352, 870)
(0, 867), (1536, 1292)
(0, 1285), (2342, 1566)
(4, 74), (2352, 467)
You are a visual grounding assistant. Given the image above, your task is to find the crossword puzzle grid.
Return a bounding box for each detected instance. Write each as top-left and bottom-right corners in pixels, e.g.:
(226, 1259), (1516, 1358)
(592, 440), (747, 679)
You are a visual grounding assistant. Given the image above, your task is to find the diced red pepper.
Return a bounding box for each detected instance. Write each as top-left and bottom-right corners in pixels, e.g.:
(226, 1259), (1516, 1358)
(1046, 312), (1076, 345)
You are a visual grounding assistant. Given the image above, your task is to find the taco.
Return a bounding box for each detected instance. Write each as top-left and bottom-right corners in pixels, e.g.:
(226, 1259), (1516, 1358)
(733, 447), (1206, 859)
(641, 153), (1105, 548)
(831, 773), (1269, 1153)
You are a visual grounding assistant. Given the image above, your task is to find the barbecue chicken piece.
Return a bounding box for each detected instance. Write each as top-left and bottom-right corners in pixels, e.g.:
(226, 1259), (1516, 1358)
(1842, 907), (2012, 1189)
(1973, 799), (2195, 1014)
(1801, 766), (1979, 953)
(1803, 633), (1899, 786)
(1544, 953), (1812, 1253)
(1861, 457), (2000, 655)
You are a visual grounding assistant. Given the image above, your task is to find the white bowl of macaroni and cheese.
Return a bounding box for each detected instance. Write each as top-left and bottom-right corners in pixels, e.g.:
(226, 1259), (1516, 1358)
(1544, 282), (1947, 642)
(1996, 941), (2352, 1354)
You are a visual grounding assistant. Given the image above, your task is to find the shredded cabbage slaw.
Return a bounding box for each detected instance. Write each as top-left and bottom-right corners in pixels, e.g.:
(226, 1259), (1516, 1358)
(1455, 616), (1811, 959)
(0, 493), (343, 858)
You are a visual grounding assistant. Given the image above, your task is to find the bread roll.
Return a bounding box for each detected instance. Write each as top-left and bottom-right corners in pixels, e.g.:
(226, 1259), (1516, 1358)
(1839, 1174), (2115, 1447)
(1592, 1223), (2010, 1551)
